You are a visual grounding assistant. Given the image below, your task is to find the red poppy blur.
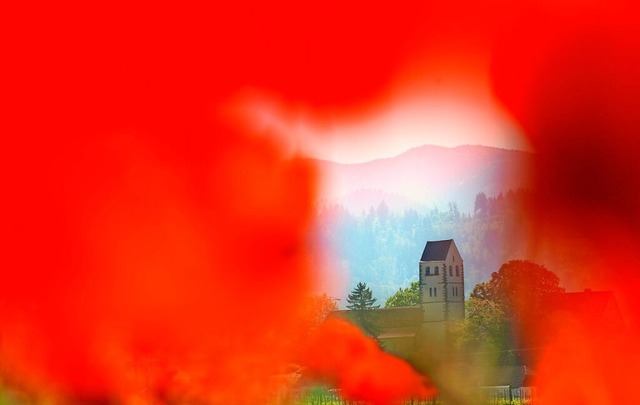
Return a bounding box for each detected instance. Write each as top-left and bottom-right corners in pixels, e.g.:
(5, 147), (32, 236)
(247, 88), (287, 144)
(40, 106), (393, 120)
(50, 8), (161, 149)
(2, 0), (640, 403)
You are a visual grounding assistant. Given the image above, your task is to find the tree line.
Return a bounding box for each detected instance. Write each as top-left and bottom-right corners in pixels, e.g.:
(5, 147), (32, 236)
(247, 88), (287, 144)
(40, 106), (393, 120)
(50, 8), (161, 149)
(345, 260), (565, 364)
(313, 189), (534, 303)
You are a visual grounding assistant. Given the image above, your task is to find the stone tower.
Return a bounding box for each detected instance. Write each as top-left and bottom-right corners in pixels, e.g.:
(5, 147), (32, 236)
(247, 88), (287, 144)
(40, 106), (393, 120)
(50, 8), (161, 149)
(418, 239), (465, 345)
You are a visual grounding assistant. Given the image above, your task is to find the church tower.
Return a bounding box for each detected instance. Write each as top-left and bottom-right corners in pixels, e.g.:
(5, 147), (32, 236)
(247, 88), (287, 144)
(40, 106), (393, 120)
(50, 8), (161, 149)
(418, 239), (465, 344)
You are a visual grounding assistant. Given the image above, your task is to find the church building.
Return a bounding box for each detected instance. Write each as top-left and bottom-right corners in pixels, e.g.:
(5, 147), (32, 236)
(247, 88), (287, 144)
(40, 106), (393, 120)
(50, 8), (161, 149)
(418, 239), (465, 345)
(333, 239), (465, 361)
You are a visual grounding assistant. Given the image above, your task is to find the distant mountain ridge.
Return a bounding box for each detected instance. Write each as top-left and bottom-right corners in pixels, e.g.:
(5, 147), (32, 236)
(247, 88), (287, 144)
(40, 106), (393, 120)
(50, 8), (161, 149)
(314, 145), (534, 213)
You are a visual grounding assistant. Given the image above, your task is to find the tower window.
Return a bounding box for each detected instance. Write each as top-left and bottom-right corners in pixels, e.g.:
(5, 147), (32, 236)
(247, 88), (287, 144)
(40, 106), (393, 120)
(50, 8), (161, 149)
(434, 287), (437, 297)
(449, 265), (452, 276)
(425, 266), (430, 276)
(429, 287), (433, 297)
(434, 266), (439, 275)
(456, 266), (459, 277)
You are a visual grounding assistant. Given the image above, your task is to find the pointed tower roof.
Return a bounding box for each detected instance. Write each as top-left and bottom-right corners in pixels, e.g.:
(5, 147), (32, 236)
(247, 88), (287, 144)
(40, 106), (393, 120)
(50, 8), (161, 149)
(420, 239), (454, 261)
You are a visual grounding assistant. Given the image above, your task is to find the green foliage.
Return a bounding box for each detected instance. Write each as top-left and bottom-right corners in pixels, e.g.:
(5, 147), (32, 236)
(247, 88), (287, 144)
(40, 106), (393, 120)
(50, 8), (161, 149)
(385, 281), (420, 307)
(314, 189), (535, 303)
(296, 387), (341, 405)
(466, 259), (565, 353)
(296, 387), (440, 405)
(453, 297), (511, 357)
(346, 282), (380, 338)
(346, 282), (380, 310)
(470, 281), (490, 300)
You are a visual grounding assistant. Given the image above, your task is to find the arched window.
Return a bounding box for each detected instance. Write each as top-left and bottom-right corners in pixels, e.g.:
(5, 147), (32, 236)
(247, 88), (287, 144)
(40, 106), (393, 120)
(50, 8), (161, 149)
(455, 265), (459, 277)
(434, 266), (439, 275)
(426, 266), (430, 276)
(449, 265), (453, 276)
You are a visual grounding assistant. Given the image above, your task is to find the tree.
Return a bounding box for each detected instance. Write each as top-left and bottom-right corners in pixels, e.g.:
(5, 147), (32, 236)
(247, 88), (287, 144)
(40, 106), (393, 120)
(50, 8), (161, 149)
(452, 297), (513, 363)
(294, 293), (340, 350)
(470, 260), (565, 320)
(346, 282), (380, 338)
(303, 293), (339, 330)
(470, 260), (565, 349)
(474, 192), (488, 216)
(447, 201), (460, 221)
(385, 281), (420, 307)
(375, 200), (389, 220)
(469, 281), (490, 301)
(346, 282), (380, 311)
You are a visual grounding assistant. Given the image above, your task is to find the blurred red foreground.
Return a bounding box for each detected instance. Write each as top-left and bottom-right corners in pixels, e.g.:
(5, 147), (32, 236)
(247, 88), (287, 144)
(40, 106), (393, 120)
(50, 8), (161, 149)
(2, 0), (640, 404)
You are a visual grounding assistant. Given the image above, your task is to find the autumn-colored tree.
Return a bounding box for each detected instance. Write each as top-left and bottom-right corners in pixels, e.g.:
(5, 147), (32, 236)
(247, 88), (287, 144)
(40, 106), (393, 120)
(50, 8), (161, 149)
(470, 260), (565, 350)
(471, 260), (565, 320)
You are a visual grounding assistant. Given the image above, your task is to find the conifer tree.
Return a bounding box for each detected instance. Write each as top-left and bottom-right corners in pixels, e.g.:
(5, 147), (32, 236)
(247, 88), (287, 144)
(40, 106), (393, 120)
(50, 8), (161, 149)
(346, 282), (380, 310)
(346, 282), (380, 338)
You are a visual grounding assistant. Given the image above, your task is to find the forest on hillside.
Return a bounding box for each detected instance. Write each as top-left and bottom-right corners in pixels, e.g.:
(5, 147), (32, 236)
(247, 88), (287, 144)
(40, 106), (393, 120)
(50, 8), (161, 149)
(314, 189), (536, 304)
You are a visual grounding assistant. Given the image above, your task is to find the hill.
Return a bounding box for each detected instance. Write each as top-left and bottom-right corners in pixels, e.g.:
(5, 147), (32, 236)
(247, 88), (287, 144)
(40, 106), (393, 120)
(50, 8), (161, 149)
(314, 145), (534, 214)
(310, 145), (538, 303)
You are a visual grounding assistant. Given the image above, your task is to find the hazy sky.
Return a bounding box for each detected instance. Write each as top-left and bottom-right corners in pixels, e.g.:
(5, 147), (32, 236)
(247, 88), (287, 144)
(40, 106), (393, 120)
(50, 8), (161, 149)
(238, 79), (532, 164)
(305, 94), (531, 163)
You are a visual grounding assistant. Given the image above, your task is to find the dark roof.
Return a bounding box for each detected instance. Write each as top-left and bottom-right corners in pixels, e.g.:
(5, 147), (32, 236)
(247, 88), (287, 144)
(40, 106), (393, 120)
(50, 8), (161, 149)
(331, 306), (422, 337)
(370, 306), (422, 328)
(547, 290), (625, 331)
(420, 239), (454, 261)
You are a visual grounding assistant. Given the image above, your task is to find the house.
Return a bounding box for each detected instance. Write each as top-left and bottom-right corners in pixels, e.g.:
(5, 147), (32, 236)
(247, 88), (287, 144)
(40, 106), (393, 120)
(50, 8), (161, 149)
(331, 305), (423, 359)
(547, 289), (625, 333)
